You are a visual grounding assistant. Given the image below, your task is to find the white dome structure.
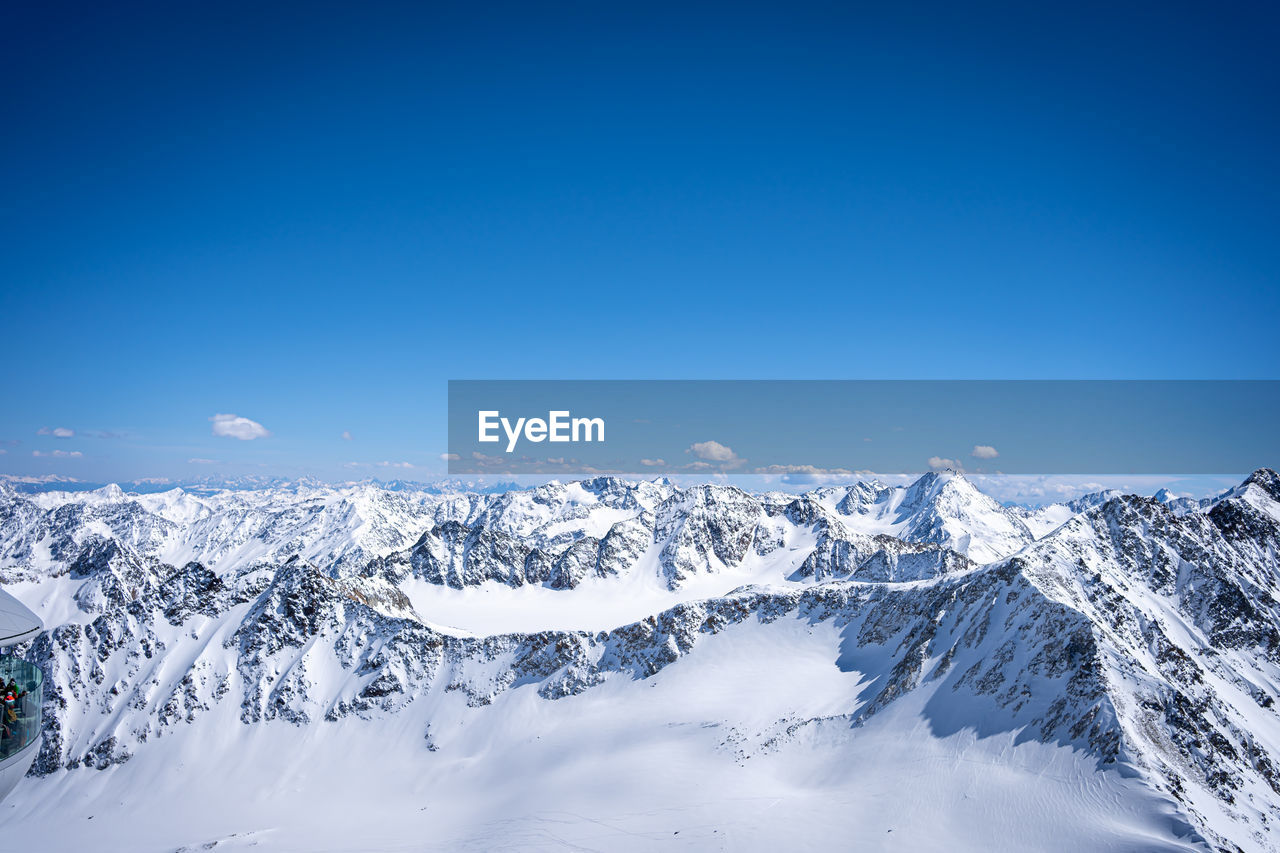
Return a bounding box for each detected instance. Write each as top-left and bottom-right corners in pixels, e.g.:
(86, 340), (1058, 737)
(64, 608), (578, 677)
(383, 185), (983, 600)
(0, 588), (43, 803)
(0, 589), (41, 647)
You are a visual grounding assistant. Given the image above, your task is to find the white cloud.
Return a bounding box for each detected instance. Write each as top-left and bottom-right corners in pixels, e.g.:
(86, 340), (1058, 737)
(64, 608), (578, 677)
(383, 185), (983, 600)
(689, 440), (735, 462)
(961, 475), (1141, 505)
(210, 413), (270, 440)
(753, 464), (854, 477)
(687, 440), (743, 468)
(342, 460), (418, 470)
(928, 456), (961, 470)
(32, 449), (83, 458)
(188, 458), (218, 465)
(439, 452), (460, 462)
(38, 426), (75, 438)
(753, 464), (857, 485)
(640, 458), (666, 467)
(341, 431), (353, 441)
(971, 445), (999, 460)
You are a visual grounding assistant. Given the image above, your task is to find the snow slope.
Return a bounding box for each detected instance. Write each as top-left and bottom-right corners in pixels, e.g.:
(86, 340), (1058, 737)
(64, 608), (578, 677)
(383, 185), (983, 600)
(3, 622), (1200, 852)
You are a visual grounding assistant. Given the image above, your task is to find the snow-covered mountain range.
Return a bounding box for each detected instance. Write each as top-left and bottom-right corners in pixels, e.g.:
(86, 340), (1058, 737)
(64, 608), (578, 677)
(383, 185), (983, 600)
(1, 470), (1277, 851)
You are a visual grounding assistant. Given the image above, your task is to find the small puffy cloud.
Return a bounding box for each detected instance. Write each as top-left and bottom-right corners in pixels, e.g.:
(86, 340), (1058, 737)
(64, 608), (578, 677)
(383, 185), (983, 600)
(440, 452), (460, 462)
(341, 430), (353, 441)
(928, 456), (961, 470)
(33, 449), (83, 458)
(210, 413), (270, 440)
(0, 449), (5, 455)
(686, 440), (743, 468)
(38, 426), (75, 438)
(188, 458), (218, 465)
(971, 445), (999, 460)
(640, 458), (666, 467)
(376, 460), (414, 469)
(689, 440), (735, 462)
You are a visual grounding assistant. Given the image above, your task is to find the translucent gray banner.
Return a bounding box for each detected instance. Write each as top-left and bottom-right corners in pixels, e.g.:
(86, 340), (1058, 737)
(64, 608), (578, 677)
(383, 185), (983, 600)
(446, 380), (1279, 475)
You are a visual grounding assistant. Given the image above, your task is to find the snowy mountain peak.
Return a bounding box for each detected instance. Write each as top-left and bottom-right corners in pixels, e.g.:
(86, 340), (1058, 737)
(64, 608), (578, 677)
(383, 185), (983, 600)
(1244, 466), (1280, 502)
(900, 468), (964, 502)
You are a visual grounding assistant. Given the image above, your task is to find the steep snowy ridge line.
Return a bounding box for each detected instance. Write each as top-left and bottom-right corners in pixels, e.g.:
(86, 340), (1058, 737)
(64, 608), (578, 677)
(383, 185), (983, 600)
(1010, 488), (1280, 851)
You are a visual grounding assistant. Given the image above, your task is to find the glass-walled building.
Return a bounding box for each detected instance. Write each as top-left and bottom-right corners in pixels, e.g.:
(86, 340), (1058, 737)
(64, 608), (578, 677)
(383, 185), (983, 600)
(0, 589), (43, 803)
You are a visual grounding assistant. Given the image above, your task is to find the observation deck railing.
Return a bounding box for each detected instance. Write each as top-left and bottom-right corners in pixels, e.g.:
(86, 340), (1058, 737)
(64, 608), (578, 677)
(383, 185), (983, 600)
(0, 657), (42, 762)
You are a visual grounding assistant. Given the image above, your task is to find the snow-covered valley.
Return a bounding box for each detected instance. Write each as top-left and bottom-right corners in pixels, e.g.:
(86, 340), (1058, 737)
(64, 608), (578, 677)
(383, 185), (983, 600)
(1, 469), (1278, 851)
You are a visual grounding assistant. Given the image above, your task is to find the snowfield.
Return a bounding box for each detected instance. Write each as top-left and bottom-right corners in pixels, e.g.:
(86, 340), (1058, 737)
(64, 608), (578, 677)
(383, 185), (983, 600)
(0, 470), (1277, 851)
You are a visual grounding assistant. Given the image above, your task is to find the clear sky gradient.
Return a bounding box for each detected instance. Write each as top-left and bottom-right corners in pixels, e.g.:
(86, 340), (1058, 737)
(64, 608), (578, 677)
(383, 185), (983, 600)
(2, 1), (1277, 484)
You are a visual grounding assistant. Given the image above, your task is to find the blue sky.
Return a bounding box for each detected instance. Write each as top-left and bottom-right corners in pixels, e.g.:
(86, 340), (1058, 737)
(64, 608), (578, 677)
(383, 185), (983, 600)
(2, 1), (1277, 486)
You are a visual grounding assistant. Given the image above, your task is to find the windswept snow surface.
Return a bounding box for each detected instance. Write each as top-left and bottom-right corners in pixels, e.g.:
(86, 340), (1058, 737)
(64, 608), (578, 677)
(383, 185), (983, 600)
(0, 471), (1278, 851)
(5, 618), (1199, 853)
